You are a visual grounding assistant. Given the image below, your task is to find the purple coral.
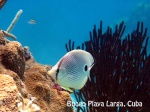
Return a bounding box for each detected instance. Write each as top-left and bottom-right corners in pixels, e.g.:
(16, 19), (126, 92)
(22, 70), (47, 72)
(23, 46), (33, 61)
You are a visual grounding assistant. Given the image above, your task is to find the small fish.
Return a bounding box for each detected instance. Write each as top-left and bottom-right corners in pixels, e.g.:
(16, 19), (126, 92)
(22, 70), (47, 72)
(28, 19), (36, 24)
(47, 49), (94, 92)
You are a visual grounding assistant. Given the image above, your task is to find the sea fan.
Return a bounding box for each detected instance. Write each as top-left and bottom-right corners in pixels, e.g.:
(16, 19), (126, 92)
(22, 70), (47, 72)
(65, 21), (150, 112)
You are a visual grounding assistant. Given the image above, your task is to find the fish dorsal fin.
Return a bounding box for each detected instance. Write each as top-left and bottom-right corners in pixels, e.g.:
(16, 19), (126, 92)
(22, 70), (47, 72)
(88, 73), (91, 81)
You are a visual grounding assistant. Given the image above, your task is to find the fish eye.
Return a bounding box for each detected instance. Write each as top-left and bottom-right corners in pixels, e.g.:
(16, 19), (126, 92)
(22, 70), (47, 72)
(84, 65), (88, 71)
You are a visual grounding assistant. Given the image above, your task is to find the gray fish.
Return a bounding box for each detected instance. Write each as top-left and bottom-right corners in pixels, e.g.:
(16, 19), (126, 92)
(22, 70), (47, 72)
(47, 49), (94, 92)
(28, 19), (36, 24)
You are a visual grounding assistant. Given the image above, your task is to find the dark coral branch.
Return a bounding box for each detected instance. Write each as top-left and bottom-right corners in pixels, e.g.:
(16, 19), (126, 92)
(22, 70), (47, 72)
(65, 39), (85, 51)
(65, 40), (74, 52)
(65, 21), (150, 112)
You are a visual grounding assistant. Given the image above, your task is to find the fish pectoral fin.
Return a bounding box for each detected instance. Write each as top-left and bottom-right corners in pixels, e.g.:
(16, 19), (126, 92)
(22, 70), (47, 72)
(62, 87), (74, 92)
(88, 74), (91, 81)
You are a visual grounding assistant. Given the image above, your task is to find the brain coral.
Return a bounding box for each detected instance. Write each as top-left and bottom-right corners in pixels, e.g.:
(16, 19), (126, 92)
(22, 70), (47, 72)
(0, 30), (5, 45)
(0, 40), (25, 80)
(24, 61), (74, 112)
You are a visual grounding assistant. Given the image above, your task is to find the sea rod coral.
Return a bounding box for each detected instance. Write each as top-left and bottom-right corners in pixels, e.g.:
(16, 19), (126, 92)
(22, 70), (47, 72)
(65, 21), (150, 112)
(0, 9), (23, 40)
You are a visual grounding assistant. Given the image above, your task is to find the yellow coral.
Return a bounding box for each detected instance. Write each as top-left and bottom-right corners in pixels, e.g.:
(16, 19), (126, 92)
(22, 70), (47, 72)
(17, 93), (41, 112)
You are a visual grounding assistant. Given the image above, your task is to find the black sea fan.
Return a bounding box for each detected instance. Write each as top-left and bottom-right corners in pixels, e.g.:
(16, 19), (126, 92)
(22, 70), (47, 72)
(65, 21), (150, 112)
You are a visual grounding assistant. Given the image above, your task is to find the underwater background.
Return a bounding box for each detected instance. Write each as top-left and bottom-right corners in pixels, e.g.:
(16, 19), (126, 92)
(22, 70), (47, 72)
(0, 0), (150, 66)
(0, 0), (150, 112)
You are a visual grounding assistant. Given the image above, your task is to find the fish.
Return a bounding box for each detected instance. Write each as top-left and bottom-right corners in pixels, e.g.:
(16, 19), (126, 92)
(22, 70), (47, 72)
(28, 19), (36, 24)
(47, 49), (94, 92)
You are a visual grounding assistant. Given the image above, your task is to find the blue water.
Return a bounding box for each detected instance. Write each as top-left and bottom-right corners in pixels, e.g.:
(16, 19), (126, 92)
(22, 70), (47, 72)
(1, 0), (150, 111)
(1, 0), (149, 66)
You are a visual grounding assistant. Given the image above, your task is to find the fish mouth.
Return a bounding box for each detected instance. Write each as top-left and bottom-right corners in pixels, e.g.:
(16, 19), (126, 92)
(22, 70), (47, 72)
(88, 61), (95, 81)
(89, 61), (95, 70)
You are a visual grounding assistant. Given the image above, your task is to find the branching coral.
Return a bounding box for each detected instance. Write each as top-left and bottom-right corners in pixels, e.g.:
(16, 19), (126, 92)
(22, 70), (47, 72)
(17, 93), (41, 112)
(65, 21), (150, 112)
(0, 9), (23, 40)
(6, 9), (23, 33)
(0, 9), (25, 80)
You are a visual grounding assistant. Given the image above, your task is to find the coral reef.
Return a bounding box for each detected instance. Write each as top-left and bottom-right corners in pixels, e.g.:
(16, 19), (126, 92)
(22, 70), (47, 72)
(0, 74), (40, 112)
(0, 13), (74, 112)
(0, 40), (25, 80)
(24, 59), (73, 112)
(0, 36), (74, 112)
(0, 74), (20, 112)
(17, 93), (41, 112)
(23, 46), (33, 61)
(66, 21), (150, 112)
